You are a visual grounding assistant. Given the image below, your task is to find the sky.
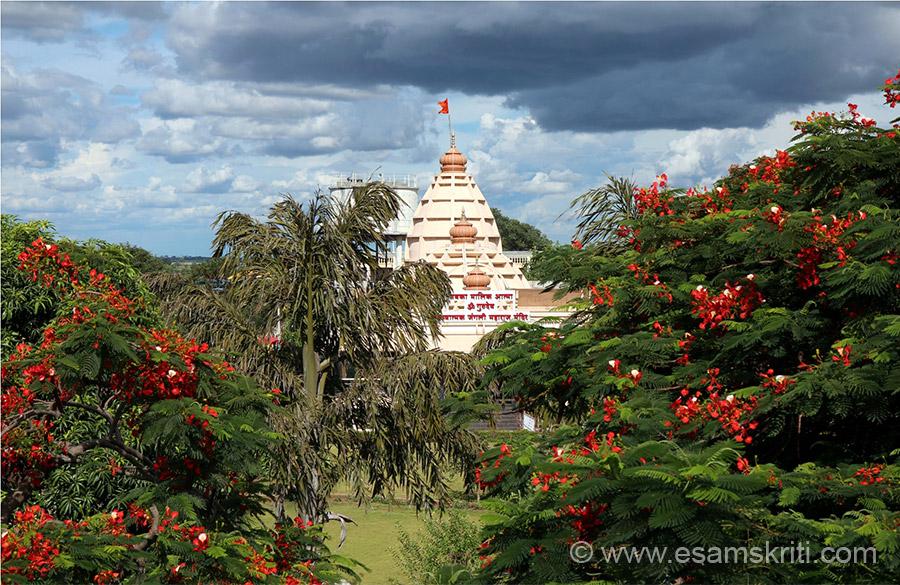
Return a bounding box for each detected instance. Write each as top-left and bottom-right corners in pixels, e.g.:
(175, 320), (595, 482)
(2, 1), (898, 256)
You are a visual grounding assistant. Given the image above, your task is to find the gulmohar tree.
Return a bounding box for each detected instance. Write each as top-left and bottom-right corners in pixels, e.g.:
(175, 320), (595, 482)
(1, 239), (361, 582)
(468, 72), (900, 583)
(1, 216), (163, 358)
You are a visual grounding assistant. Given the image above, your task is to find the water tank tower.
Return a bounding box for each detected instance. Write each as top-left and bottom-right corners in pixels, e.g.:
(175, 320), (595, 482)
(328, 172), (420, 269)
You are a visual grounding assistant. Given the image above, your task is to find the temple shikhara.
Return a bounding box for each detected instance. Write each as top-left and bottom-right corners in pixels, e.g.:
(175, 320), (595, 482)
(331, 134), (577, 354)
(406, 134), (530, 290)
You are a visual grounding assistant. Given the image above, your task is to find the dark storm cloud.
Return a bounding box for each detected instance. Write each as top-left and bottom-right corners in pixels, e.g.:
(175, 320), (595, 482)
(166, 1), (900, 132)
(1, 1), (166, 42)
(95, 1), (166, 21)
(168, 2), (743, 92)
(1, 2), (87, 42)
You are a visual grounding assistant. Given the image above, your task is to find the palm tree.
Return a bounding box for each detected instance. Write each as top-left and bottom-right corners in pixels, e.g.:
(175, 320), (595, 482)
(149, 184), (484, 524)
(567, 172), (640, 251)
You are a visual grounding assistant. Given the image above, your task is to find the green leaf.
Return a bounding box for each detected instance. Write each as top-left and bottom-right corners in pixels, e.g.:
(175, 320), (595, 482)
(205, 545), (228, 559)
(778, 487), (801, 507)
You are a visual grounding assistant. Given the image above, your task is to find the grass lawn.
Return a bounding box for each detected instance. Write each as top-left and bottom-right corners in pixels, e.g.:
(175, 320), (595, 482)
(321, 496), (485, 584)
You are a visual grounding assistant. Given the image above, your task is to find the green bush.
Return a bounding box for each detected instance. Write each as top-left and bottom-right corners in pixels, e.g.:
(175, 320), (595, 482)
(391, 508), (482, 584)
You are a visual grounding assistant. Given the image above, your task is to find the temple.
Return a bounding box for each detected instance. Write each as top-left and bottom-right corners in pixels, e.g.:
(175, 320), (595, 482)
(404, 135), (577, 354)
(331, 135), (578, 428)
(405, 134), (530, 290)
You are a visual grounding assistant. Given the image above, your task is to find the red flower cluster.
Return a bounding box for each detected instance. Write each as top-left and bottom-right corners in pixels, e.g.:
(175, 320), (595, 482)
(17, 238), (79, 288)
(94, 569), (121, 584)
(475, 444), (512, 490)
(271, 518), (317, 573)
(688, 185), (733, 215)
(832, 345), (853, 367)
(676, 332), (694, 365)
(807, 211), (863, 246)
(754, 150), (797, 185)
(539, 331), (560, 354)
(181, 526), (211, 552)
(601, 396), (618, 423)
(626, 263), (673, 303)
(558, 501), (607, 541)
(759, 369), (796, 395)
(0, 506), (60, 580)
(762, 205), (789, 230)
(607, 359), (642, 388)
(184, 405), (220, 457)
(882, 68), (900, 108)
(110, 331), (212, 402)
(531, 431), (615, 492)
(127, 503), (151, 527)
(2, 378), (35, 416)
(847, 103), (877, 128)
(2, 418), (56, 486)
(105, 510), (128, 536)
(796, 246), (823, 289)
(796, 211), (865, 288)
(669, 369), (759, 443)
(690, 275), (764, 329)
(589, 284), (613, 306)
(670, 390), (759, 444)
(853, 465), (885, 486)
(635, 175), (675, 216)
(793, 110), (834, 133)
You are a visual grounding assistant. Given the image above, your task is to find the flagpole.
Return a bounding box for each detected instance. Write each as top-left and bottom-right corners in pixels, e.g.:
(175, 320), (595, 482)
(439, 99), (452, 146)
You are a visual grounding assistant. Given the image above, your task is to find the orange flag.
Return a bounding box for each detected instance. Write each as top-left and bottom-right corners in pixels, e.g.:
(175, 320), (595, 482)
(438, 99), (449, 114)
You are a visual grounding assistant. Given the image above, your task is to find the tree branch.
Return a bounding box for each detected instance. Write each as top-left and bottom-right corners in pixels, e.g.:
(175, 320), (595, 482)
(97, 437), (148, 469)
(64, 399), (114, 424)
(133, 505), (160, 551)
(715, 259), (780, 273)
(1, 478), (35, 524)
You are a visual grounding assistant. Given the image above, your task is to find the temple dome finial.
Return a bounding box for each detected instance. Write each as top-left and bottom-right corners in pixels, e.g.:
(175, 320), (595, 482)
(440, 133), (467, 173)
(449, 211), (477, 244)
(463, 265), (491, 290)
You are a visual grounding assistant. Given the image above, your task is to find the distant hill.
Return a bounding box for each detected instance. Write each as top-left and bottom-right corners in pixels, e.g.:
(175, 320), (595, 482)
(160, 255), (211, 264)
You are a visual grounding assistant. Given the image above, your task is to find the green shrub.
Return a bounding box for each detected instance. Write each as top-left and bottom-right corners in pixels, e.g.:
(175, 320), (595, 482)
(391, 508), (481, 584)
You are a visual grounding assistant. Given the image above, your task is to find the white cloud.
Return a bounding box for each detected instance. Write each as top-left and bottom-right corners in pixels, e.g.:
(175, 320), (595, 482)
(213, 115), (341, 141)
(183, 165), (236, 194)
(53, 142), (135, 181)
(42, 173), (102, 192)
(271, 170), (316, 194)
(122, 47), (163, 71)
(232, 175), (264, 193)
(1, 193), (67, 212)
(137, 118), (236, 163)
(660, 128), (757, 183)
(142, 78), (334, 119)
(519, 170), (581, 196)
